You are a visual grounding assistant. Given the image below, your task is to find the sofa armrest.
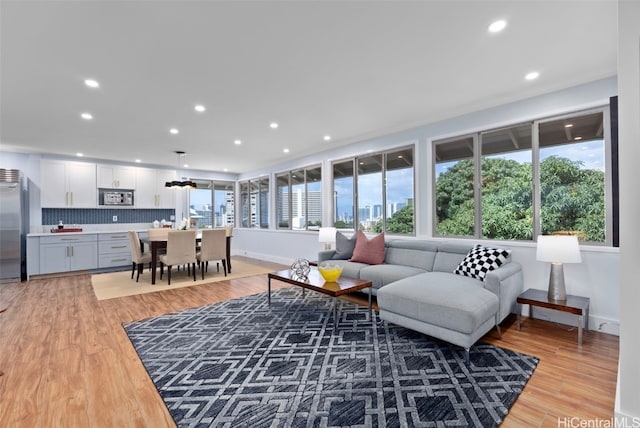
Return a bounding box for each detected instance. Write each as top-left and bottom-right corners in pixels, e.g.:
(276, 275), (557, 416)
(318, 250), (337, 263)
(483, 261), (524, 323)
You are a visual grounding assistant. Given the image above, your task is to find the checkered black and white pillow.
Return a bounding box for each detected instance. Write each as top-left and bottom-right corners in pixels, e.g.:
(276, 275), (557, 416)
(453, 244), (511, 281)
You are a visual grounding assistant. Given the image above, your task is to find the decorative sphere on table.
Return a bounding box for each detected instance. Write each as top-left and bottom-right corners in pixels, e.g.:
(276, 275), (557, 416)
(290, 258), (311, 280)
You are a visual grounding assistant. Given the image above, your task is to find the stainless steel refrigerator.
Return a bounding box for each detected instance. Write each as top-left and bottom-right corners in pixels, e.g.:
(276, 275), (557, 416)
(0, 169), (26, 282)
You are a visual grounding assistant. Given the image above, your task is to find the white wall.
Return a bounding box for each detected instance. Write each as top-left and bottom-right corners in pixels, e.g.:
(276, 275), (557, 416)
(616, 0), (640, 422)
(234, 76), (621, 335)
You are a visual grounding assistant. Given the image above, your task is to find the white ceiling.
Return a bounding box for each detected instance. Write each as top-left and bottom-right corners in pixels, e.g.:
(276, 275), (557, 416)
(0, 1), (617, 174)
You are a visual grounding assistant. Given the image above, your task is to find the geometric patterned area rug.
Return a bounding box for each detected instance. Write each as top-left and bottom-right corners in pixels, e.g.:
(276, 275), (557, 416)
(123, 287), (538, 427)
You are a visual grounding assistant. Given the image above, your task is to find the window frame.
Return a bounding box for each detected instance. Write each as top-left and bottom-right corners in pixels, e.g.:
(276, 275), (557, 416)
(331, 144), (415, 235)
(238, 175), (270, 229)
(432, 106), (612, 245)
(187, 179), (235, 228)
(275, 164), (323, 231)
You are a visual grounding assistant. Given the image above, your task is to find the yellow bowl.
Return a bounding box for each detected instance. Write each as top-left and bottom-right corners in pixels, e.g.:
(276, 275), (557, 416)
(318, 264), (343, 282)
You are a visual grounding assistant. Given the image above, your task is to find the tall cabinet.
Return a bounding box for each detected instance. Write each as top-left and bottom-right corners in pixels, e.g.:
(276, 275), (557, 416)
(41, 160), (97, 207)
(135, 168), (176, 208)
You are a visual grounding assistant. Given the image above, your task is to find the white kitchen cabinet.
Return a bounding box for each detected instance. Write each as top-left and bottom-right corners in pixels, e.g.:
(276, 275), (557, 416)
(97, 164), (136, 189)
(98, 232), (131, 268)
(38, 234), (98, 274)
(135, 167), (176, 208)
(41, 160), (97, 208)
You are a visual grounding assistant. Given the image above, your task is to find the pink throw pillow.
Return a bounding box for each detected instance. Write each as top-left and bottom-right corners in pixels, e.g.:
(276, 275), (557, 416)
(349, 231), (385, 265)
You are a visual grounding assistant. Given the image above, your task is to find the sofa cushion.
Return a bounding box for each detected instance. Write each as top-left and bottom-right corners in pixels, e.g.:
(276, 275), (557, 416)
(359, 264), (427, 289)
(453, 244), (511, 281)
(385, 239), (438, 271)
(332, 231), (357, 260)
(321, 260), (369, 279)
(377, 272), (498, 334)
(432, 242), (473, 273)
(350, 231), (385, 265)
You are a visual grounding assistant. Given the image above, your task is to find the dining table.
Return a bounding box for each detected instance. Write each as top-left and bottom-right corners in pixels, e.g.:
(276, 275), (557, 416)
(140, 231), (232, 285)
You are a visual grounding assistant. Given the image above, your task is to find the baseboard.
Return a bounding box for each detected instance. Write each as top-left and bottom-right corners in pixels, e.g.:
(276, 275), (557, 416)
(231, 250), (292, 266)
(519, 306), (620, 336)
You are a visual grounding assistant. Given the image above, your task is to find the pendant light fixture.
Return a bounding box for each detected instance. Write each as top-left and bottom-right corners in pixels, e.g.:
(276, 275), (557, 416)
(165, 150), (196, 189)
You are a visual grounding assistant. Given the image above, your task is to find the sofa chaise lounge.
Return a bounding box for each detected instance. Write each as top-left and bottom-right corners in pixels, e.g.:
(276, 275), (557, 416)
(318, 239), (524, 362)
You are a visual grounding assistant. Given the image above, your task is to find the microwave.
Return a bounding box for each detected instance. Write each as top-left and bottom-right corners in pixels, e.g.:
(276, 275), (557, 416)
(99, 189), (134, 206)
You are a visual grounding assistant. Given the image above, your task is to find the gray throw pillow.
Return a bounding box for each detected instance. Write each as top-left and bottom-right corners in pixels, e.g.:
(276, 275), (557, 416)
(331, 232), (357, 260)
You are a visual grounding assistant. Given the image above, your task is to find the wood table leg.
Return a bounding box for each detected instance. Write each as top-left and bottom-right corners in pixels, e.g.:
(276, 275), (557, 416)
(151, 242), (158, 285)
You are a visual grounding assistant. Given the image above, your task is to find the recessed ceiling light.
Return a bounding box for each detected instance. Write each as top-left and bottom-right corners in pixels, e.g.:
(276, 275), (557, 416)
(488, 20), (507, 33)
(223, 168), (228, 172)
(135, 159), (141, 163)
(270, 122), (279, 129)
(525, 71), (540, 81)
(234, 139), (242, 145)
(283, 148), (289, 153)
(80, 112), (93, 120)
(170, 128), (179, 134)
(76, 152), (84, 157)
(183, 164), (189, 168)
(565, 123), (574, 128)
(84, 79), (99, 88)
(194, 104), (206, 113)
(323, 135), (331, 141)
(574, 136), (583, 141)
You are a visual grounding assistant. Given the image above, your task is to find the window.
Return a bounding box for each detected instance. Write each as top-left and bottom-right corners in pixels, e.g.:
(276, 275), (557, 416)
(434, 135), (475, 236)
(239, 176), (269, 228)
(481, 123), (533, 240)
(332, 146), (414, 235)
(433, 108), (609, 244)
(384, 147), (415, 234)
(357, 154), (383, 232)
(188, 180), (235, 228)
(276, 165), (322, 230)
(538, 112), (606, 242)
(333, 160), (355, 229)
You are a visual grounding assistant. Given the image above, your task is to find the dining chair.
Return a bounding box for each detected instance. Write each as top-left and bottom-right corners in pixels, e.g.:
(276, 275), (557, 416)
(159, 229), (197, 284)
(197, 229), (227, 279)
(128, 231), (152, 282)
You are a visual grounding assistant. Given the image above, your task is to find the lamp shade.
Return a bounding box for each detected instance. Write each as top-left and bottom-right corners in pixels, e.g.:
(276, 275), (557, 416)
(536, 235), (582, 263)
(318, 227), (337, 244)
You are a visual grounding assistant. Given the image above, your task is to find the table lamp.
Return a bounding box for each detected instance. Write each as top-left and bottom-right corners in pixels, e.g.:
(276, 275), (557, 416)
(536, 235), (582, 301)
(318, 227), (337, 250)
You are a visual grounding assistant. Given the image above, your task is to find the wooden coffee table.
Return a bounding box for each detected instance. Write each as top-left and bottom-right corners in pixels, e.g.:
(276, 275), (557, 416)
(267, 267), (373, 332)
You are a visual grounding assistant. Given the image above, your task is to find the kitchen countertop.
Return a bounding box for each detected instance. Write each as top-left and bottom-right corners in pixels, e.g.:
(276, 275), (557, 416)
(28, 224), (152, 237)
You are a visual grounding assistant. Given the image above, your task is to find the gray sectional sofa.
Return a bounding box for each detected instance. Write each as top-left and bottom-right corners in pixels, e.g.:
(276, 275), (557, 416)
(318, 239), (524, 363)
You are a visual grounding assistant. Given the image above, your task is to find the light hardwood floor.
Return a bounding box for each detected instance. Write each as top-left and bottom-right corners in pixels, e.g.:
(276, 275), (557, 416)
(0, 257), (619, 427)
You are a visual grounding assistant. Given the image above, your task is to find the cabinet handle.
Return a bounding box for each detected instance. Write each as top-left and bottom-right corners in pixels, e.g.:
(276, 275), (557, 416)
(61, 238), (80, 241)
(65, 192), (69, 205)
(111, 258), (127, 262)
(70, 192), (73, 206)
(70, 246), (74, 257)
(112, 245), (127, 249)
(110, 235), (126, 239)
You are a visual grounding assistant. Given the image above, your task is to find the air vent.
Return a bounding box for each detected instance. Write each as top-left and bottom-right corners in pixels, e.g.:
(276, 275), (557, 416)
(0, 169), (20, 183)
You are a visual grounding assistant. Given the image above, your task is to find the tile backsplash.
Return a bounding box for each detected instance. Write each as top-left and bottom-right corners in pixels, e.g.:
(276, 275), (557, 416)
(43, 208), (175, 226)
